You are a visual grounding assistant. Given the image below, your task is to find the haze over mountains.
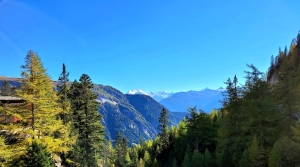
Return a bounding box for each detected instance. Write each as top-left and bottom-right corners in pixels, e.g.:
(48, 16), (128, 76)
(128, 87), (225, 112)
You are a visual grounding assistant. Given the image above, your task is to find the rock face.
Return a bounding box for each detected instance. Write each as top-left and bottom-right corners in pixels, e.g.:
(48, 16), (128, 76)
(268, 73), (277, 85)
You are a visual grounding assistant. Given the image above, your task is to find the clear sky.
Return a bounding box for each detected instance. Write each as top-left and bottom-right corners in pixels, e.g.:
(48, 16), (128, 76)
(1, 0), (300, 93)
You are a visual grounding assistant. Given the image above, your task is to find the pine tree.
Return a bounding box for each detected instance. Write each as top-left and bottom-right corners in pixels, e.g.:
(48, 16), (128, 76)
(247, 136), (259, 166)
(69, 74), (104, 167)
(217, 75), (245, 166)
(274, 50), (300, 137)
(204, 148), (213, 167)
(191, 149), (202, 167)
(57, 63), (71, 124)
(158, 107), (169, 148)
(115, 131), (128, 167)
(56, 63), (73, 166)
(243, 65), (281, 148)
(186, 107), (217, 153)
(181, 151), (191, 167)
(0, 80), (14, 96)
(23, 140), (55, 167)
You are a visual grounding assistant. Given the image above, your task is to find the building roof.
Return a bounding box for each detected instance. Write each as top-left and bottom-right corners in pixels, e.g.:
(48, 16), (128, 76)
(0, 96), (24, 103)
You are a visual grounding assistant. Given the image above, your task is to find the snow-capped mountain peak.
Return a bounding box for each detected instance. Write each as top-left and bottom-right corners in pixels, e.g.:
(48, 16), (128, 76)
(127, 89), (149, 95)
(127, 89), (174, 102)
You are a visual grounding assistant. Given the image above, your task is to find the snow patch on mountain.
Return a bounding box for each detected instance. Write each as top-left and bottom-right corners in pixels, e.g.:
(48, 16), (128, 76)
(96, 97), (117, 105)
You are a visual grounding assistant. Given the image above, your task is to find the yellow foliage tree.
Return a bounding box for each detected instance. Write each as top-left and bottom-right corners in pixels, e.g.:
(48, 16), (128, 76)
(0, 50), (74, 164)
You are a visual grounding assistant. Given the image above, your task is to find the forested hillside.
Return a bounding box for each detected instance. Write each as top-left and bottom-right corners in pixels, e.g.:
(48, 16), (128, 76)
(0, 78), (185, 144)
(121, 33), (300, 167)
(1, 32), (300, 167)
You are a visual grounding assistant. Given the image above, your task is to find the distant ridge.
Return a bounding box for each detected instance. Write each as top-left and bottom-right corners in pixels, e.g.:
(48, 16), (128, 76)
(127, 89), (174, 102)
(159, 88), (224, 113)
(127, 88), (225, 113)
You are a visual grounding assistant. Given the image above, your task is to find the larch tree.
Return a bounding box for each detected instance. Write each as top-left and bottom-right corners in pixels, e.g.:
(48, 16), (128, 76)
(0, 50), (72, 165)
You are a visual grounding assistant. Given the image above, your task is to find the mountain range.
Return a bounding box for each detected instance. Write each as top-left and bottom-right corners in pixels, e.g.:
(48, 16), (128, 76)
(128, 87), (225, 112)
(127, 89), (174, 102)
(92, 85), (186, 144)
(0, 78), (186, 144)
(0, 77), (224, 144)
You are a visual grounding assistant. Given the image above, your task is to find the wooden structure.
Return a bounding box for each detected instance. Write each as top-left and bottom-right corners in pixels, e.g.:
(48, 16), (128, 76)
(0, 96), (24, 124)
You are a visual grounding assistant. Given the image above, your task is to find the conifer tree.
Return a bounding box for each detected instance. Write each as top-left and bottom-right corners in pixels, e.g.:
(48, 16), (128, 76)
(57, 63), (71, 124)
(247, 136), (259, 166)
(172, 158), (178, 167)
(0, 50), (72, 164)
(152, 158), (159, 167)
(69, 74), (104, 167)
(173, 120), (188, 164)
(191, 149), (202, 167)
(138, 158), (145, 167)
(268, 141), (281, 167)
(204, 148), (214, 167)
(0, 80), (14, 96)
(186, 107), (217, 153)
(158, 107), (169, 148)
(23, 140), (55, 167)
(101, 140), (115, 167)
(218, 75), (245, 166)
(143, 151), (151, 167)
(115, 131), (128, 166)
(274, 51), (300, 137)
(129, 147), (139, 167)
(181, 152), (191, 167)
(243, 65), (281, 148)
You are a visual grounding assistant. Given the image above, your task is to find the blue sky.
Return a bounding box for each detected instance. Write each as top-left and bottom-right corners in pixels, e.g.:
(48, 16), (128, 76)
(1, 0), (300, 93)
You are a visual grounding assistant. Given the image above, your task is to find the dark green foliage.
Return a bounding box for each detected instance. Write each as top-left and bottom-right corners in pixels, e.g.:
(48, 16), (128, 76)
(57, 63), (70, 124)
(172, 158), (178, 167)
(23, 141), (55, 167)
(268, 141), (281, 167)
(158, 107), (169, 148)
(115, 131), (130, 167)
(152, 158), (159, 167)
(204, 148), (214, 167)
(191, 149), (203, 167)
(69, 74), (104, 167)
(181, 152), (191, 167)
(186, 107), (218, 153)
(0, 80), (14, 96)
(217, 75), (246, 166)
